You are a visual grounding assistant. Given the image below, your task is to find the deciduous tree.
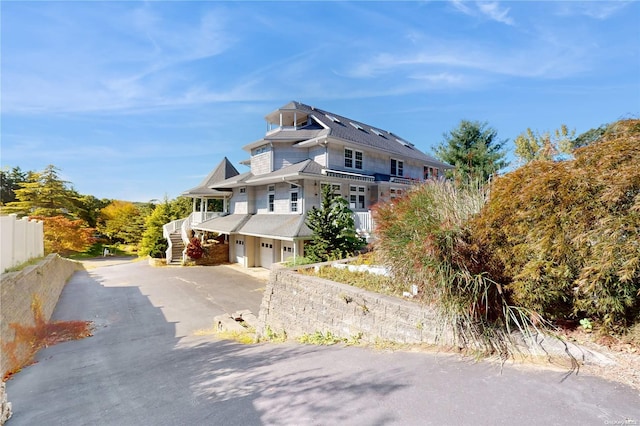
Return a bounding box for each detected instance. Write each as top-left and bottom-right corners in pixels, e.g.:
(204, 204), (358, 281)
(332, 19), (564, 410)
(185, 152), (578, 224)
(514, 124), (576, 164)
(31, 215), (95, 255)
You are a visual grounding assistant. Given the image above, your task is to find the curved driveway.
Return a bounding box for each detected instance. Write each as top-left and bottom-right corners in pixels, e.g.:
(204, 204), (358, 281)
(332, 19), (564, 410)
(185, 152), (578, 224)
(6, 260), (640, 425)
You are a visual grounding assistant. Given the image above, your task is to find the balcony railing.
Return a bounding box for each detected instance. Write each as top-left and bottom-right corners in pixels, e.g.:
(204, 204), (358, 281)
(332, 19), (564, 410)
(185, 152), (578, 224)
(353, 211), (374, 237)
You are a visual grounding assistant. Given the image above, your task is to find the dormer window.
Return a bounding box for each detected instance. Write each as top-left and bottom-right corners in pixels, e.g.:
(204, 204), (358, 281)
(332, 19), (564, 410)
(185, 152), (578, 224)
(391, 159), (404, 177)
(345, 148), (363, 170)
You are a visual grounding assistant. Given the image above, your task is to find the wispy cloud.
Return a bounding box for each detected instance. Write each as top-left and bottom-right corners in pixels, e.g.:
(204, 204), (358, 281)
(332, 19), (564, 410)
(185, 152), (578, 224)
(554, 1), (632, 20)
(451, 1), (515, 25)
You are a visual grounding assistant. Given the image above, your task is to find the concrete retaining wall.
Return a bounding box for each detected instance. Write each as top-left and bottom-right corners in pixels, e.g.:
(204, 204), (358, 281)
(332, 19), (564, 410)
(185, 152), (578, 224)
(0, 254), (80, 377)
(258, 264), (453, 345)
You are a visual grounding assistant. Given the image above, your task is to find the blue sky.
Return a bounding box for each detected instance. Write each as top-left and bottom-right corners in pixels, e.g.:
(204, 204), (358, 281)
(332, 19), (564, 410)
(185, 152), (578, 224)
(2, 1), (639, 202)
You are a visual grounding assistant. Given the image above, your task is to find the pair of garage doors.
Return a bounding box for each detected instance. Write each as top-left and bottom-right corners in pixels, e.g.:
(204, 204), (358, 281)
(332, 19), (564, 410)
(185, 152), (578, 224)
(234, 237), (278, 268)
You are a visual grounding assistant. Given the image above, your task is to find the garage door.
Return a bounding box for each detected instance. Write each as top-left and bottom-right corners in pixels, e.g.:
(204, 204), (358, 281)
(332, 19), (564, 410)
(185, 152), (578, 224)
(282, 242), (294, 262)
(260, 239), (274, 268)
(235, 237), (245, 265)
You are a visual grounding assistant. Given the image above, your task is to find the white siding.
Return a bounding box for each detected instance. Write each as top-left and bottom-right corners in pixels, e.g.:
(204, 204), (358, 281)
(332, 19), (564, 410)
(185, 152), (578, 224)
(309, 145), (327, 167)
(273, 143), (309, 170)
(251, 151), (272, 175)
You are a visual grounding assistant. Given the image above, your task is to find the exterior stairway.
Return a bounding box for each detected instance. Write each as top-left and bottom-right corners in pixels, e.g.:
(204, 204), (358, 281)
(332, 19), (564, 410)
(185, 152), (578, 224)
(168, 231), (185, 265)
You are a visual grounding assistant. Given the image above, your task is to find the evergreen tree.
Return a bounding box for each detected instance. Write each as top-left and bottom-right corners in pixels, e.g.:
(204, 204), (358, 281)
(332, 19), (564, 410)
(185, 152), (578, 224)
(0, 166), (27, 205)
(4, 165), (78, 217)
(434, 120), (508, 183)
(305, 184), (364, 262)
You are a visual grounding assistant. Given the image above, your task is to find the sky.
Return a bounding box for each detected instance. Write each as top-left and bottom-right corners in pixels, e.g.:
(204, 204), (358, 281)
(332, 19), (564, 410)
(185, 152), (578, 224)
(2, 1), (639, 202)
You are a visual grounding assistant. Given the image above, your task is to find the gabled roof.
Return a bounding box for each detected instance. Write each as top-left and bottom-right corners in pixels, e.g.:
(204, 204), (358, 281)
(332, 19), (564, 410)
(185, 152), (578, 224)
(182, 157), (239, 197)
(263, 101), (450, 166)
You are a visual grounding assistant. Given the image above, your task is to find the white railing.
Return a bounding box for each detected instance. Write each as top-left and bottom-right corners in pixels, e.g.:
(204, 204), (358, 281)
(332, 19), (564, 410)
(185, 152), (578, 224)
(353, 211), (373, 237)
(1, 214), (45, 272)
(163, 212), (227, 264)
(162, 218), (186, 264)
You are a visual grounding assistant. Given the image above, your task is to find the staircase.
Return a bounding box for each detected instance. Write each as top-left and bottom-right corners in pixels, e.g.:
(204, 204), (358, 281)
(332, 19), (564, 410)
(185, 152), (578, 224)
(168, 231), (185, 265)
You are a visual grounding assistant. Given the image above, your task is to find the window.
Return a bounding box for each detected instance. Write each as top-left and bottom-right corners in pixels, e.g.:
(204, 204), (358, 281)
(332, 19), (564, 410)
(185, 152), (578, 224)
(268, 185), (275, 212)
(321, 183), (341, 194)
(349, 185), (366, 210)
(391, 159), (404, 176)
(290, 190), (298, 213)
(345, 148), (363, 170)
(355, 151), (363, 170)
(423, 166), (439, 180)
(390, 188), (403, 199)
(239, 187), (246, 194)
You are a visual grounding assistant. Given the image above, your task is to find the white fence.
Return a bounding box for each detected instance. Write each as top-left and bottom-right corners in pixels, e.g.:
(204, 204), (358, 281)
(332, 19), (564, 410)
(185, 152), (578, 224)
(0, 214), (45, 272)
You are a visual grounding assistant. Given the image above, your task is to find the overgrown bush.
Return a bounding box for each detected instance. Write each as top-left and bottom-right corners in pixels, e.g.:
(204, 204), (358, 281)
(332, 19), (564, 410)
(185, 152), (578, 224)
(473, 119), (640, 330)
(372, 180), (529, 353)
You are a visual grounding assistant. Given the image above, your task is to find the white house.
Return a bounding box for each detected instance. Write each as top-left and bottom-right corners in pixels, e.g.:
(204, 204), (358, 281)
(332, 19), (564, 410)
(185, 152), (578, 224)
(164, 101), (452, 267)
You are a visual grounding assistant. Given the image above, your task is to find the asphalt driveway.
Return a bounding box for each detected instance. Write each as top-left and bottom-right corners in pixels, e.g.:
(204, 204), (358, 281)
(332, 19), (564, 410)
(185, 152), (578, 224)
(5, 260), (640, 425)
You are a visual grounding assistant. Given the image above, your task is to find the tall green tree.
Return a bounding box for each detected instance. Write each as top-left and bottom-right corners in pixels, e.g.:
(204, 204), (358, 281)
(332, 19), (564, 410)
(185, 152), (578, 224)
(139, 200), (172, 258)
(305, 184), (364, 262)
(434, 120), (508, 183)
(0, 166), (27, 205)
(75, 194), (110, 228)
(514, 124), (576, 164)
(4, 165), (78, 217)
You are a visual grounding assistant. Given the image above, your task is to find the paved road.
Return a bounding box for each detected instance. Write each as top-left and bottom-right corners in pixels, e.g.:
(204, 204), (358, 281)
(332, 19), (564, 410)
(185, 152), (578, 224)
(6, 261), (640, 425)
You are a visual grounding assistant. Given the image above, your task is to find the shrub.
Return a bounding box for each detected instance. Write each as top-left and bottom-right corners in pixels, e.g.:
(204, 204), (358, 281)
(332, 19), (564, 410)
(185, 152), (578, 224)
(473, 119), (640, 330)
(31, 215), (95, 256)
(372, 180), (528, 354)
(186, 237), (204, 260)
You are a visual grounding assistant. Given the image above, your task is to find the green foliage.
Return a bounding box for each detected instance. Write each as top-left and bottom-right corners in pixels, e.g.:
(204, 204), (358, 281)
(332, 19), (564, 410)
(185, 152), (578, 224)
(138, 197), (190, 258)
(514, 124), (576, 163)
(98, 200), (146, 244)
(474, 119), (640, 330)
(298, 331), (346, 345)
(4, 165), (79, 217)
(434, 120), (508, 184)
(139, 200), (172, 258)
(305, 184), (365, 262)
(300, 265), (402, 298)
(372, 180), (532, 354)
(75, 195), (110, 228)
(0, 166), (27, 205)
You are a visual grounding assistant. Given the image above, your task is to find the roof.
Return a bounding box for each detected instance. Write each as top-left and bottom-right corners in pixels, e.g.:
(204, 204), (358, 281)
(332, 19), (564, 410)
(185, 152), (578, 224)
(182, 157), (239, 196)
(244, 160), (324, 185)
(211, 171), (253, 189)
(261, 101), (451, 166)
(191, 214), (250, 234)
(238, 214), (312, 240)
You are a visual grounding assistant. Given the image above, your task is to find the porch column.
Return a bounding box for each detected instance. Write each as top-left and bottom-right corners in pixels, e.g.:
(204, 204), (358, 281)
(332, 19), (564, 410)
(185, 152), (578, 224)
(200, 198), (205, 222)
(192, 198), (197, 213)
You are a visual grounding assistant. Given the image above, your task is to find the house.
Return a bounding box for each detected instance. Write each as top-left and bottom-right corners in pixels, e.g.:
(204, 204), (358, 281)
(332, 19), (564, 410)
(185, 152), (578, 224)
(163, 101), (452, 267)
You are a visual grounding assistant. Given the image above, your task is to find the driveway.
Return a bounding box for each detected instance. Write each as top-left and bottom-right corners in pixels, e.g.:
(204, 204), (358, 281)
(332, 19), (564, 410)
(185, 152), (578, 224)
(5, 260), (640, 425)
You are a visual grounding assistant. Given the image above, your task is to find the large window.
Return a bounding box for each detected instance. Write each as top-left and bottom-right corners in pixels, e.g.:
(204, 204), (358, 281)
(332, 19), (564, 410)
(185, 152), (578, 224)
(345, 148), (363, 170)
(290, 190), (299, 212)
(391, 159), (404, 176)
(349, 185), (366, 210)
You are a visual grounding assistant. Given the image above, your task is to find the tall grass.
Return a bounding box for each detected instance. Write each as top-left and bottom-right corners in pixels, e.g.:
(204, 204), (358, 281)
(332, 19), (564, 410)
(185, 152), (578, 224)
(373, 180), (547, 358)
